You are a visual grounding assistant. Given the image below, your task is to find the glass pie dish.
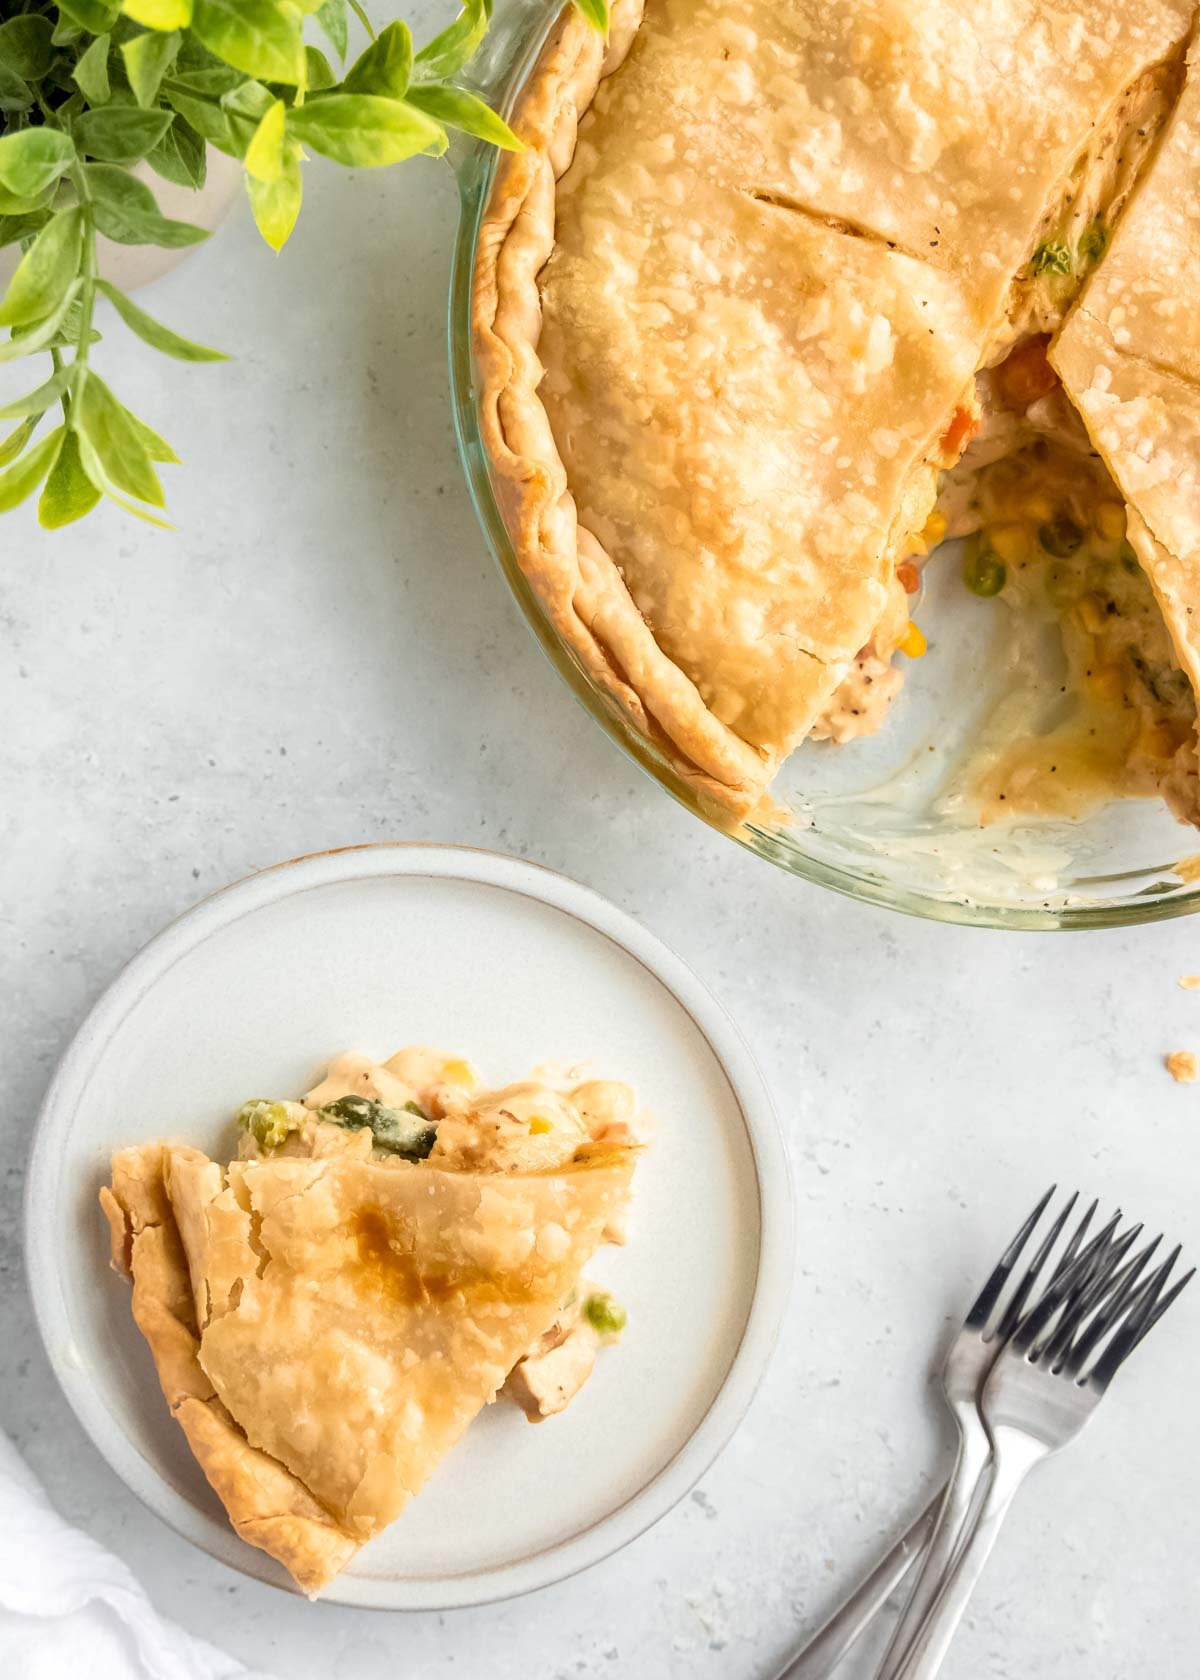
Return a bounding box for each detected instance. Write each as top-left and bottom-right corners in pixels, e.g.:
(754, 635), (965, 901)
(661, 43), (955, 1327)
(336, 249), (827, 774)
(448, 0), (1200, 931)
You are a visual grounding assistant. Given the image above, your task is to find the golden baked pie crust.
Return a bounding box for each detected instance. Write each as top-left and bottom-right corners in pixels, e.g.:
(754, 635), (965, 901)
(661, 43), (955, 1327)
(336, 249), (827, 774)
(474, 0), (1200, 817)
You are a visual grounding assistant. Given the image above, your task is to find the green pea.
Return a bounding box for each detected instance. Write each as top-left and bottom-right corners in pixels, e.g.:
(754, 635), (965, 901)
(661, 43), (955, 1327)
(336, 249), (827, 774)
(236, 1100), (297, 1151)
(963, 545), (1007, 598)
(584, 1290), (627, 1337)
(1038, 514), (1084, 558)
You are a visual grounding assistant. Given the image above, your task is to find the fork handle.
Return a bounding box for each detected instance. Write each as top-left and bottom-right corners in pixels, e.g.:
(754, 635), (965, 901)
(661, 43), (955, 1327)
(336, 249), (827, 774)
(770, 1493), (941, 1680)
(890, 1430), (1048, 1680)
(874, 1411), (993, 1679)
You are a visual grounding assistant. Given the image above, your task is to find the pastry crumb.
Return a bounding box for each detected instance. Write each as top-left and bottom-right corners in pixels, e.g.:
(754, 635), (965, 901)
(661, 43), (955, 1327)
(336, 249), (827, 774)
(1180, 976), (1200, 990)
(1166, 1050), (1198, 1084)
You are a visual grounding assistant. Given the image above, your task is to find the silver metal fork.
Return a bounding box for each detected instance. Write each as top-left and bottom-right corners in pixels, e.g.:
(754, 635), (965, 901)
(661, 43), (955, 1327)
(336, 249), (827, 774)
(776, 1192), (1189, 1680)
(775, 1188), (1097, 1680)
(889, 1220), (1193, 1680)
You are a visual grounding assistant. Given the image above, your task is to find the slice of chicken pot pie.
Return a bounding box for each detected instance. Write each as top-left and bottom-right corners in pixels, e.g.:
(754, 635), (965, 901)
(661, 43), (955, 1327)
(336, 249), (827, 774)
(475, 0), (1200, 822)
(101, 1049), (641, 1597)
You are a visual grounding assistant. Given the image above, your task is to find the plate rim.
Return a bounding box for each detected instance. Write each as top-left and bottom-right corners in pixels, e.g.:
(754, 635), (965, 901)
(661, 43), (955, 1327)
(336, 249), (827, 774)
(24, 842), (794, 1611)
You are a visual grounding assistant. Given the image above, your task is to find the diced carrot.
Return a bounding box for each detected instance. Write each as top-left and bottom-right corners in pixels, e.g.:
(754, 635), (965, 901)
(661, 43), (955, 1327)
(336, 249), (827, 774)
(994, 335), (1060, 409)
(896, 561), (921, 594)
(939, 406), (978, 461)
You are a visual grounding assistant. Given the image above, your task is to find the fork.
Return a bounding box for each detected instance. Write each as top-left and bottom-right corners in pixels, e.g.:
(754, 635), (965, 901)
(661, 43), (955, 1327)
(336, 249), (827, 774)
(887, 1220), (1193, 1680)
(775, 1187), (1101, 1680)
(776, 1191), (1187, 1680)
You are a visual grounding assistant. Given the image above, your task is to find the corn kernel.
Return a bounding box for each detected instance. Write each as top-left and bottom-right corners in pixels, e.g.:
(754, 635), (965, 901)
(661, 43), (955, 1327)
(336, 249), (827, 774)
(442, 1059), (474, 1085)
(1095, 501), (1127, 543)
(988, 521), (1032, 565)
(898, 620), (927, 659)
(922, 511), (948, 547)
(1077, 594), (1107, 635)
(529, 1116), (553, 1135)
(1021, 492), (1055, 522)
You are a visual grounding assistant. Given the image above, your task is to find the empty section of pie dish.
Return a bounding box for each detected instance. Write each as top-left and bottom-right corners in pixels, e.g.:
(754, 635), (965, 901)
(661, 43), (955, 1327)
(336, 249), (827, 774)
(25, 846), (790, 1609)
(452, 0), (1200, 928)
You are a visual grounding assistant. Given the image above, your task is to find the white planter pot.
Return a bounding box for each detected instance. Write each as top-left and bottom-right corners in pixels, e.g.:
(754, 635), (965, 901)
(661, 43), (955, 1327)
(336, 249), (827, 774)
(1, 148), (243, 293)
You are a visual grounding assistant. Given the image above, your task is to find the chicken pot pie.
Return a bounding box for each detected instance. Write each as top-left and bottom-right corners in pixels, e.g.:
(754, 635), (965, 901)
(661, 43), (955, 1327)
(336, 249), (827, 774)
(474, 0), (1200, 828)
(100, 1048), (642, 1597)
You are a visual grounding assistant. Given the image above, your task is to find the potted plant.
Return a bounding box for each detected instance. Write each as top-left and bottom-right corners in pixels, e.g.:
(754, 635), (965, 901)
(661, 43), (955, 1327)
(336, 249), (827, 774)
(0, 0), (606, 530)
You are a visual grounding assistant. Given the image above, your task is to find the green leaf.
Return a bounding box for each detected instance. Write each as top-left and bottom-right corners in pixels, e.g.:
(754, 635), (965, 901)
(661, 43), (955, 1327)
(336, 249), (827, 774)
(106, 489), (176, 527)
(0, 15), (56, 80)
(413, 0), (490, 81)
(287, 93), (445, 166)
(572, 0), (609, 32)
(72, 31), (112, 103)
(0, 365), (73, 421)
(126, 406), (180, 463)
(85, 163), (210, 246)
(0, 186), (48, 215)
(163, 88), (239, 155)
(76, 104), (175, 162)
(0, 280), (82, 362)
(0, 130), (77, 199)
(315, 0), (347, 59)
(245, 151), (301, 249)
(221, 78), (274, 122)
(123, 0), (193, 26)
(0, 64), (32, 115)
(73, 370), (164, 505)
(0, 209), (84, 329)
(0, 416), (37, 468)
(57, 0), (120, 34)
(167, 64), (243, 95)
(0, 212), (51, 249)
(304, 45), (336, 91)
(147, 116), (207, 186)
(244, 96), (285, 182)
(122, 29), (180, 105)
(406, 84), (520, 151)
(39, 428), (101, 528)
(191, 0), (304, 85)
(344, 19), (411, 98)
(97, 277), (228, 360)
(0, 425), (63, 512)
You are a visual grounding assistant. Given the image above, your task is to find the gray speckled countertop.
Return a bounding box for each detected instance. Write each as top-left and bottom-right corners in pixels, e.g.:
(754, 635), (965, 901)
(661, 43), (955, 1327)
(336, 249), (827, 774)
(2, 10), (1199, 1673)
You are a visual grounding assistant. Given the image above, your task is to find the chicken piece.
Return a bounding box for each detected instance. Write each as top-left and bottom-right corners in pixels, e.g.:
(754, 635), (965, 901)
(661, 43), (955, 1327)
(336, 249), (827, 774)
(504, 1286), (627, 1421)
(505, 1312), (601, 1422)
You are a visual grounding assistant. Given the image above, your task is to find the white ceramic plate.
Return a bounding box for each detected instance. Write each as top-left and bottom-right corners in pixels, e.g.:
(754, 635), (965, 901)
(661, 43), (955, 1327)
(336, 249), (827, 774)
(25, 845), (792, 1610)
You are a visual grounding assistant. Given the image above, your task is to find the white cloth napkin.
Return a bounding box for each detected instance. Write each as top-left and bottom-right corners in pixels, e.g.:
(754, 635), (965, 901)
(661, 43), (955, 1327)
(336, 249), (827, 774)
(0, 1430), (278, 1680)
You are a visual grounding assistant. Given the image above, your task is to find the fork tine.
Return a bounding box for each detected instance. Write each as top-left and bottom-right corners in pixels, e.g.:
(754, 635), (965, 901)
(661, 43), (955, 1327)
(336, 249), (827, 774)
(993, 1190), (1079, 1342)
(1132, 1266), (1196, 1353)
(1012, 1209), (1124, 1352)
(1087, 1248), (1192, 1389)
(1051, 1231), (1161, 1373)
(1036, 1222), (1142, 1365)
(963, 1185), (1057, 1331)
(1051, 1196), (1099, 1281)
